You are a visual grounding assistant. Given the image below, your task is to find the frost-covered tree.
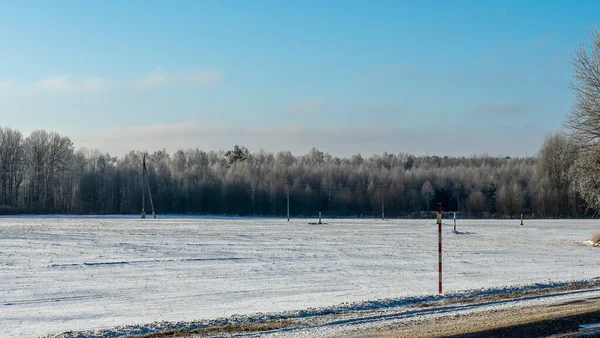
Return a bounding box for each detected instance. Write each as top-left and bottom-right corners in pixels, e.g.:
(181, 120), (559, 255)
(0, 125), (584, 217)
(565, 29), (600, 211)
(535, 133), (578, 217)
(466, 190), (486, 216)
(0, 128), (23, 207)
(421, 180), (434, 212)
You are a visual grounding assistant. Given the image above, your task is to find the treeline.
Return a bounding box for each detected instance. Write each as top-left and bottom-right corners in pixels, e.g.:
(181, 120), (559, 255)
(0, 127), (587, 218)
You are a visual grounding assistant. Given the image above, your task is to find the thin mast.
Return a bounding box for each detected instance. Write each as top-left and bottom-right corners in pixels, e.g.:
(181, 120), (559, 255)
(141, 155), (146, 219)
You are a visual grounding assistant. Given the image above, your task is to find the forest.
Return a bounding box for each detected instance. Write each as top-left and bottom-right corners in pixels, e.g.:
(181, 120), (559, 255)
(0, 127), (584, 218)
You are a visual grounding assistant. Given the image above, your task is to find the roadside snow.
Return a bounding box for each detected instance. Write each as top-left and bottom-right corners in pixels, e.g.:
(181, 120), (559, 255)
(580, 323), (600, 330)
(579, 322), (600, 337)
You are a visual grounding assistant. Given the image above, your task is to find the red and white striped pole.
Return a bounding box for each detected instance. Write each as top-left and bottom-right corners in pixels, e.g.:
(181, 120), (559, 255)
(437, 202), (442, 294)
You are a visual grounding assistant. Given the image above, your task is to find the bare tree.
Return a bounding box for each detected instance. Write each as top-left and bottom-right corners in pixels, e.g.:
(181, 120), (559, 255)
(536, 133), (578, 216)
(565, 29), (600, 211)
(24, 130), (49, 210)
(496, 180), (524, 218)
(0, 128), (23, 207)
(466, 190), (486, 216)
(421, 180), (434, 212)
(0, 126), (572, 217)
(565, 29), (600, 150)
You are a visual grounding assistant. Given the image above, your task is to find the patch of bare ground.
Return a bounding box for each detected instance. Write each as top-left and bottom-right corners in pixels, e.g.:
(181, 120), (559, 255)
(124, 319), (298, 338)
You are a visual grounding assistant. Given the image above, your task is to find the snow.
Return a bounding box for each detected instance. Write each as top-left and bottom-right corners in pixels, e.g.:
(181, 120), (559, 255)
(580, 323), (600, 330)
(1, 218), (599, 337)
(579, 322), (600, 336)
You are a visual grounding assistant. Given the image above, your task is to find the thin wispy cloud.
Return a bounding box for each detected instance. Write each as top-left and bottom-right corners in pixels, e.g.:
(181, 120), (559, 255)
(35, 75), (71, 93)
(346, 103), (406, 116)
(469, 103), (528, 116)
(34, 75), (112, 94)
(280, 100), (405, 121)
(133, 68), (223, 90)
(281, 99), (328, 115)
(80, 76), (112, 92)
(71, 121), (544, 158)
(1, 68), (223, 96)
(0, 80), (13, 93)
(134, 71), (167, 89)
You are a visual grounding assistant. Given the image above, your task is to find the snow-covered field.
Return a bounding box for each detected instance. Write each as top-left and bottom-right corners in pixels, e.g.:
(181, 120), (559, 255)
(1, 217), (599, 337)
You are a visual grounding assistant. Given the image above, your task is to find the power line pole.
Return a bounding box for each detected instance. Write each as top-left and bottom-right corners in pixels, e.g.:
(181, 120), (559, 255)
(141, 155), (146, 219)
(147, 170), (156, 219)
(286, 180), (290, 222)
(141, 154), (156, 219)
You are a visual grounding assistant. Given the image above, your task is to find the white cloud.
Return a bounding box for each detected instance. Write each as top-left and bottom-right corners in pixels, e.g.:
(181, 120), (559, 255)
(33, 75), (111, 94)
(2, 68), (222, 96)
(183, 68), (223, 86)
(34, 75), (71, 92)
(469, 103), (528, 116)
(0, 79), (13, 90)
(0, 80), (13, 95)
(133, 70), (167, 89)
(71, 121), (545, 158)
(80, 76), (111, 92)
(133, 68), (223, 89)
(281, 99), (328, 115)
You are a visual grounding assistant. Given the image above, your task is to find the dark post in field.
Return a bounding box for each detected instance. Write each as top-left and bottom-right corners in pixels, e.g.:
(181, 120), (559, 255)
(437, 202), (442, 294)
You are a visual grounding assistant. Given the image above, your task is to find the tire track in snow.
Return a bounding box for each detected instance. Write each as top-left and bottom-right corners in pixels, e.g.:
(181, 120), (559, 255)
(49, 257), (247, 268)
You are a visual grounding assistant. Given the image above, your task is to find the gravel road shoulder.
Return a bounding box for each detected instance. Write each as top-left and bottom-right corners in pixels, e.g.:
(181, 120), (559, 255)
(348, 296), (600, 337)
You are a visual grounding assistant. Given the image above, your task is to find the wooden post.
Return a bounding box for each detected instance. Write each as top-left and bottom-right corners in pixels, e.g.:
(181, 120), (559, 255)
(318, 211), (322, 224)
(287, 181), (290, 222)
(520, 213), (524, 225)
(437, 203), (442, 294)
(453, 212), (456, 232)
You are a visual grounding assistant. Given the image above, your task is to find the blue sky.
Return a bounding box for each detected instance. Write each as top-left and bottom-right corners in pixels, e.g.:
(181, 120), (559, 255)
(0, 0), (597, 156)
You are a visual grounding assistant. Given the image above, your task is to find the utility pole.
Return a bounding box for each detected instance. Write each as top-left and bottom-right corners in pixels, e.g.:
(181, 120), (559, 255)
(141, 154), (156, 219)
(286, 180), (290, 222)
(141, 155), (146, 219)
(147, 171), (156, 219)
